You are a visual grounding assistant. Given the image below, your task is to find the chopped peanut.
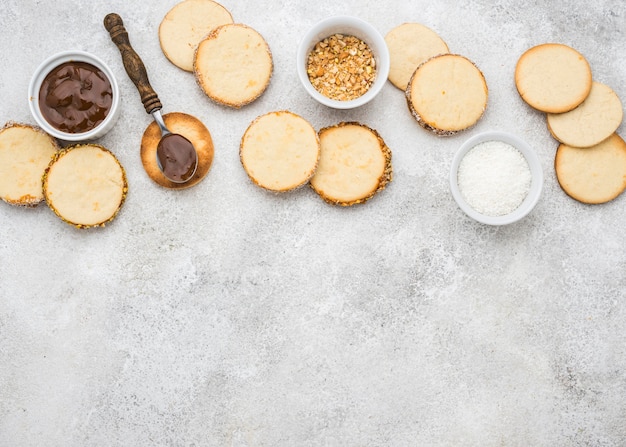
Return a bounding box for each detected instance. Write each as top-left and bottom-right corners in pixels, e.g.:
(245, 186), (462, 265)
(306, 34), (377, 101)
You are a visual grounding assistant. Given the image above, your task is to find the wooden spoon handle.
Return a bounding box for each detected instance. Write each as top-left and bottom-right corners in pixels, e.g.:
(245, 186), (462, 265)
(104, 13), (162, 114)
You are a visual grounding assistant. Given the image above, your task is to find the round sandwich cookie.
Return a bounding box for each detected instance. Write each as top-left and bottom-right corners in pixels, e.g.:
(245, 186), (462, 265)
(43, 144), (127, 228)
(159, 0), (234, 72)
(515, 43), (592, 113)
(385, 22), (449, 91)
(194, 23), (273, 108)
(310, 122), (392, 206)
(140, 112), (214, 189)
(547, 81), (623, 148)
(0, 122), (59, 206)
(406, 53), (488, 135)
(240, 111), (320, 192)
(555, 133), (626, 204)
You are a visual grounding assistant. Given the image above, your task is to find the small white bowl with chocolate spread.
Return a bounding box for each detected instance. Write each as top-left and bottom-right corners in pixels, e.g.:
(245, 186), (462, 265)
(28, 50), (120, 141)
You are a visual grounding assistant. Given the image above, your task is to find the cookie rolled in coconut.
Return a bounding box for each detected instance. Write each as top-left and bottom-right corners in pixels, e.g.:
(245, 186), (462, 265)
(240, 111), (320, 192)
(0, 122), (59, 206)
(43, 144), (127, 228)
(194, 23), (273, 108)
(159, 0), (234, 72)
(406, 54), (488, 136)
(547, 81), (623, 148)
(385, 22), (449, 91)
(555, 133), (626, 204)
(515, 43), (592, 113)
(310, 122), (392, 206)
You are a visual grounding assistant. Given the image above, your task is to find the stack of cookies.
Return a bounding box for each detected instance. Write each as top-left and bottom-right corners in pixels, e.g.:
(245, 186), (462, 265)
(385, 23), (488, 135)
(515, 43), (625, 204)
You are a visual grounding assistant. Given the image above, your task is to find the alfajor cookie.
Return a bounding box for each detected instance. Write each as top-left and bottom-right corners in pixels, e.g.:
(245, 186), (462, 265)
(406, 54), (488, 135)
(310, 122), (392, 206)
(385, 23), (449, 91)
(240, 111), (320, 192)
(0, 122), (59, 206)
(194, 23), (273, 108)
(43, 144), (127, 228)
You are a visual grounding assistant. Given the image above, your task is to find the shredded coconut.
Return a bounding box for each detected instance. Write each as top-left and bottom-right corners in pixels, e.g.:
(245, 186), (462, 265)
(457, 140), (531, 216)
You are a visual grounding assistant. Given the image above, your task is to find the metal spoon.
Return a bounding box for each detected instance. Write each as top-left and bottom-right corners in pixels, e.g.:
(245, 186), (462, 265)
(104, 13), (197, 184)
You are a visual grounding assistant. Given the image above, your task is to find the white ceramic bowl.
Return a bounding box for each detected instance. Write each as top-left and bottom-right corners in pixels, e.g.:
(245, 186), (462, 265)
(28, 50), (120, 141)
(296, 16), (390, 109)
(449, 131), (543, 225)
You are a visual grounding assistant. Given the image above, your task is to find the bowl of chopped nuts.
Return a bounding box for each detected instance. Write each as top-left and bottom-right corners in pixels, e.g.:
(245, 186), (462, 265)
(297, 16), (390, 109)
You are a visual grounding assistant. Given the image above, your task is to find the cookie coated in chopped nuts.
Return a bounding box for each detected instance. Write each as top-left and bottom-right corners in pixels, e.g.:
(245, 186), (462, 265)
(306, 34), (376, 101)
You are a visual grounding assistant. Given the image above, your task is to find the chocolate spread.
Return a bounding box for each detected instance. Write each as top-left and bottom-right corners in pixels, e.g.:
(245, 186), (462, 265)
(39, 61), (112, 134)
(157, 134), (197, 182)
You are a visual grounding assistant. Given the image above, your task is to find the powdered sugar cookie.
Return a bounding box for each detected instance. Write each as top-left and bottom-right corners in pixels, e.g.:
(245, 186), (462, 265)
(159, 0), (233, 72)
(555, 133), (626, 204)
(547, 81), (623, 148)
(406, 54), (488, 135)
(385, 23), (449, 91)
(310, 122), (392, 206)
(515, 43), (592, 113)
(194, 23), (273, 108)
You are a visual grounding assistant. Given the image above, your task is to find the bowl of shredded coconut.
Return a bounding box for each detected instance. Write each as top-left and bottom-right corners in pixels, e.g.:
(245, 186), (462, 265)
(450, 131), (543, 225)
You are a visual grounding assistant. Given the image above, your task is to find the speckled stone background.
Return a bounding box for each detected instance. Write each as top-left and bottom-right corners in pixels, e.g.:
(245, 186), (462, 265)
(1, 1), (625, 446)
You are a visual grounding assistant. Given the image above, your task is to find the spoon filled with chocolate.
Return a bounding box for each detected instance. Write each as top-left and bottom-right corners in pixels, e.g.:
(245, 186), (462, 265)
(104, 13), (197, 184)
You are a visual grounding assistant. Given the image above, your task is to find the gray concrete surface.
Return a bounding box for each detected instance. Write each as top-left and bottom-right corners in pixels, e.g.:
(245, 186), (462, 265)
(1, 1), (625, 446)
